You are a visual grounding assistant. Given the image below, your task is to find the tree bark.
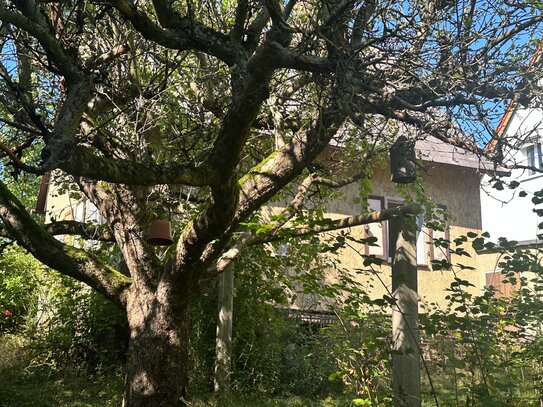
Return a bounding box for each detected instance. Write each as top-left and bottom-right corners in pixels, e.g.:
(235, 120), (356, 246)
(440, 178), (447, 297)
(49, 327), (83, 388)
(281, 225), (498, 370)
(391, 217), (420, 407)
(122, 285), (190, 407)
(214, 264), (234, 392)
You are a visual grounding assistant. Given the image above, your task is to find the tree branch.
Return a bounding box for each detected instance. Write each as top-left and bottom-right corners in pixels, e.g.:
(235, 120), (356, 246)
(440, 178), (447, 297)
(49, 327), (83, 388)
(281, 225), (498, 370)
(170, 31), (302, 282)
(44, 220), (115, 241)
(0, 180), (131, 306)
(0, 139), (43, 174)
(0, 117), (41, 135)
(58, 146), (215, 186)
(40, 78), (96, 170)
(236, 98), (346, 224)
(230, 0), (248, 42)
(312, 171), (367, 188)
(111, 0), (242, 66)
(0, 1), (83, 82)
(212, 203), (421, 274)
(244, 6), (270, 52)
(85, 43), (130, 69)
(477, 15), (543, 61)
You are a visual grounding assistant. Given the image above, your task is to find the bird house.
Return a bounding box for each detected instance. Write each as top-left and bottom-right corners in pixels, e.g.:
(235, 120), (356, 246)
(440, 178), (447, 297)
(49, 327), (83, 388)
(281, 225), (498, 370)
(390, 136), (417, 184)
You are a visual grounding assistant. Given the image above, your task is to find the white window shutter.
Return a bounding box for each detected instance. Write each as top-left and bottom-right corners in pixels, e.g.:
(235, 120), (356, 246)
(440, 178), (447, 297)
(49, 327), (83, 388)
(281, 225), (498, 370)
(365, 197), (386, 259)
(416, 214), (428, 266)
(430, 207), (450, 262)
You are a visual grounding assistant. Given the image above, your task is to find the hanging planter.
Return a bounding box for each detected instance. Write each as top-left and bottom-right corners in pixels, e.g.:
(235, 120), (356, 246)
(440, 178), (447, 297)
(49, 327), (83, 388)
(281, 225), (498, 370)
(390, 135), (417, 184)
(147, 219), (173, 246)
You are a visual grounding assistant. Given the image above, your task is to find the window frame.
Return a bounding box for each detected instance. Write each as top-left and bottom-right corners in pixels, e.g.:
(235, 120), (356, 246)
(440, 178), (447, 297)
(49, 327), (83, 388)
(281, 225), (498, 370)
(525, 142), (543, 175)
(363, 195), (387, 260)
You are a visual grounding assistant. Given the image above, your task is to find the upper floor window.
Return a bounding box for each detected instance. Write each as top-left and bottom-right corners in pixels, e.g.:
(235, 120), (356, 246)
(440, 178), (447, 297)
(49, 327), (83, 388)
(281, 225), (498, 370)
(363, 196), (448, 266)
(526, 143), (543, 175)
(74, 200), (105, 224)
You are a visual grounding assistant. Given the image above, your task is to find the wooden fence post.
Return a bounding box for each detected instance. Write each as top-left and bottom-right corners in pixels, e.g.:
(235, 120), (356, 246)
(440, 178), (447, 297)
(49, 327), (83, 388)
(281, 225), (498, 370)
(391, 216), (420, 406)
(214, 264), (234, 392)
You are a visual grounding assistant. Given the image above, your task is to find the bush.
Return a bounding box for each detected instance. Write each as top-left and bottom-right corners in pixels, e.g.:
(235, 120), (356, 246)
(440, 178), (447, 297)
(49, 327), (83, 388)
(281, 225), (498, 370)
(0, 245), (128, 376)
(418, 244), (543, 406)
(188, 242), (346, 398)
(27, 275), (128, 375)
(0, 246), (44, 334)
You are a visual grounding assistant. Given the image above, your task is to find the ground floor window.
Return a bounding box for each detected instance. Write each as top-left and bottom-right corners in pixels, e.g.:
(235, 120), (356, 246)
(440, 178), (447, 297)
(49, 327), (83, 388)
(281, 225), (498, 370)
(485, 271), (520, 298)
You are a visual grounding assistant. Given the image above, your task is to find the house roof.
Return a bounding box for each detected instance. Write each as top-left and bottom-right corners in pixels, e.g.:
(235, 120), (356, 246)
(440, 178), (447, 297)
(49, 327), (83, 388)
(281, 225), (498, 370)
(386, 115), (503, 173)
(416, 136), (502, 174)
(488, 46), (543, 150)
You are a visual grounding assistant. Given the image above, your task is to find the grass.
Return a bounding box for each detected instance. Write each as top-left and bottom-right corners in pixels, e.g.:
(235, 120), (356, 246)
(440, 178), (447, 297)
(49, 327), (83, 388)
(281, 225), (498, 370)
(0, 334), (122, 407)
(0, 372), (352, 407)
(0, 334), (355, 407)
(0, 373), (123, 407)
(191, 394), (354, 407)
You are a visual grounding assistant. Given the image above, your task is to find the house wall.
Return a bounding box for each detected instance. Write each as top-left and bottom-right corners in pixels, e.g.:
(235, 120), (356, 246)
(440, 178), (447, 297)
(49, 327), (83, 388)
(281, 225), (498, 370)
(44, 159), (487, 310)
(44, 172), (105, 224)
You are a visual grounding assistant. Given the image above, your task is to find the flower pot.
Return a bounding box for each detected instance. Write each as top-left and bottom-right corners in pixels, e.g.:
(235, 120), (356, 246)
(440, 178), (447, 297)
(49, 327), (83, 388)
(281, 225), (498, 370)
(147, 219), (173, 246)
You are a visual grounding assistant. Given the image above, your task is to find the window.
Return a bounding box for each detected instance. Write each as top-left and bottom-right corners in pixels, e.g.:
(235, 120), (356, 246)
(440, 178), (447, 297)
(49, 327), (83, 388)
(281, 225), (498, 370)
(526, 143), (543, 175)
(362, 196), (448, 266)
(363, 196), (386, 259)
(485, 271), (520, 298)
(74, 200), (105, 224)
(428, 206), (450, 263)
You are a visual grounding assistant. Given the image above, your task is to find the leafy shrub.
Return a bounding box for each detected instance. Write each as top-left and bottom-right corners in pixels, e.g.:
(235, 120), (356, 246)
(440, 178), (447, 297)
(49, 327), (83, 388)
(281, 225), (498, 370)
(0, 246), (44, 334)
(326, 310), (392, 405)
(419, 238), (543, 406)
(27, 274), (128, 375)
(189, 241), (345, 397)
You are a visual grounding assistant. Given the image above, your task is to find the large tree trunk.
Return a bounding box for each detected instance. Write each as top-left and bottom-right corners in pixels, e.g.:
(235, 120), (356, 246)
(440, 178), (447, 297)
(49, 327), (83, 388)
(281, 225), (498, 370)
(122, 285), (191, 407)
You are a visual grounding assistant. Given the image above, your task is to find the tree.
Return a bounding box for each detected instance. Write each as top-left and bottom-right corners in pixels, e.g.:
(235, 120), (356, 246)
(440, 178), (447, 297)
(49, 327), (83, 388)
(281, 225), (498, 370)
(0, 1), (542, 405)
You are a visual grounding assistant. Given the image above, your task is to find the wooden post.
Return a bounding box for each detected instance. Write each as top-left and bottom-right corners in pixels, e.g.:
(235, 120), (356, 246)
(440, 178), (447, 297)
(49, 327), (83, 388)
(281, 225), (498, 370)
(214, 264), (234, 392)
(391, 216), (420, 407)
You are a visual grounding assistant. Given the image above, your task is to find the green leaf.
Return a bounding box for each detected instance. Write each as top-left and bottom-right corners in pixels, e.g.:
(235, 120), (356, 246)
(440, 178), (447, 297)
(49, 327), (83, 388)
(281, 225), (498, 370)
(493, 180), (504, 191)
(472, 237), (485, 251)
(353, 398), (372, 406)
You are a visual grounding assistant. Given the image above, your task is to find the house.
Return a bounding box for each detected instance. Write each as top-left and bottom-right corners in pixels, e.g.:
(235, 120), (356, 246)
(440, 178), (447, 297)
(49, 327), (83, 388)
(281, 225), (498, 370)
(273, 135), (496, 313)
(481, 103), (543, 243)
(36, 173), (104, 225)
(479, 101), (543, 297)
